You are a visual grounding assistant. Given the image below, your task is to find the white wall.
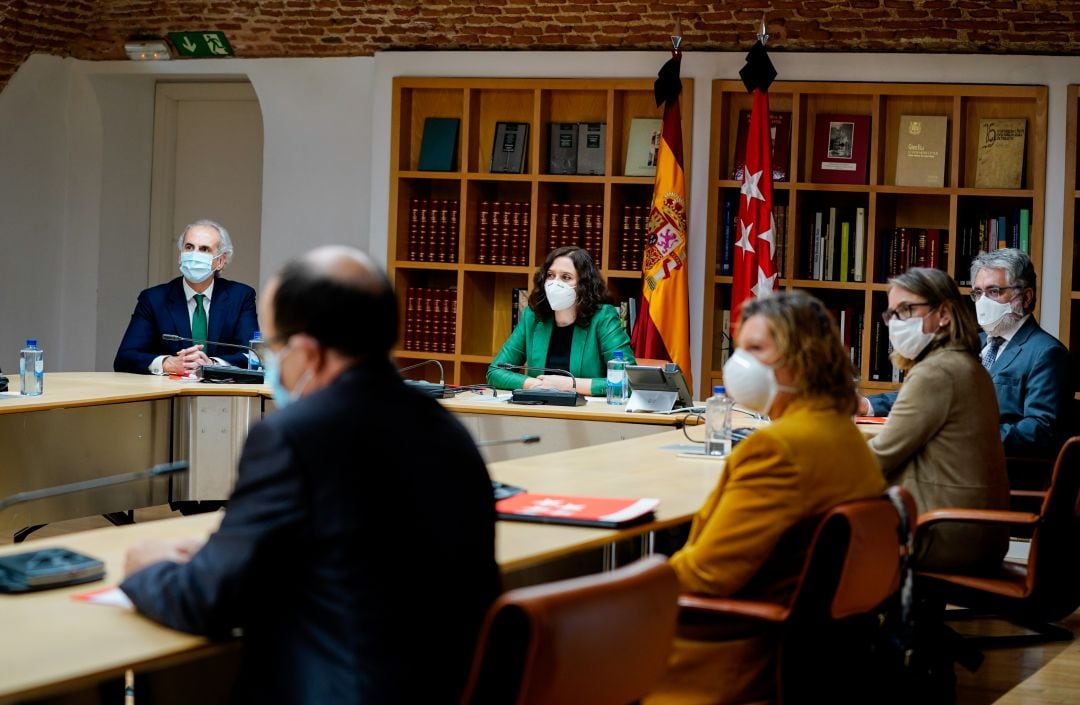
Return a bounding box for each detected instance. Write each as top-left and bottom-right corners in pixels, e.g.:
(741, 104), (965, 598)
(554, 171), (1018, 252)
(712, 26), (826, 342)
(0, 55), (374, 373)
(0, 49), (1074, 382)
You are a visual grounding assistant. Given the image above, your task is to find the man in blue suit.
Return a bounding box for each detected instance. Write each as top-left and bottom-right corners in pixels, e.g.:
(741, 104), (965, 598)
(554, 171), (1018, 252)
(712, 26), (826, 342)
(114, 219), (258, 374)
(862, 249), (1072, 460)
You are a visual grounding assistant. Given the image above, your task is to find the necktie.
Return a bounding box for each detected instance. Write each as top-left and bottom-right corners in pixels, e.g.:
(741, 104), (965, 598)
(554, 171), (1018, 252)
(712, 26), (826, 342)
(192, 294), (208, 345)
(981, 336), (1004, 370)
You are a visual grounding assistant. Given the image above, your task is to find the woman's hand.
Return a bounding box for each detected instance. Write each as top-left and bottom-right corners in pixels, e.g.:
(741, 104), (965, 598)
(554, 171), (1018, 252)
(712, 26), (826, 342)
(535, 374), (575, 391)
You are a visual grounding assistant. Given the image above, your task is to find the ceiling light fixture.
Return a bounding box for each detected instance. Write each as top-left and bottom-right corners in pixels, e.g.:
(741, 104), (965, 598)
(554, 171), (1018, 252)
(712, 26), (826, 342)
(124, 40), (172, 61)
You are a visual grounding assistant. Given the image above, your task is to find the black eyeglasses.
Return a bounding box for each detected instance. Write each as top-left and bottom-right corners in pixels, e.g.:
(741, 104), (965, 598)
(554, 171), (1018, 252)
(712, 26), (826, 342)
(969, 285), (1022, 302)
(881, 301), (934, 325)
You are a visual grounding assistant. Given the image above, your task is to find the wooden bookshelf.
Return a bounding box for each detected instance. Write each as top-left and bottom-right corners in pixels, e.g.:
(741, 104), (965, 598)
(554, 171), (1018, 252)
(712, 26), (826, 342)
(388, 77), (693, 386)
(1060, 86), (1080, 396)
(702, 80), (1047, 399)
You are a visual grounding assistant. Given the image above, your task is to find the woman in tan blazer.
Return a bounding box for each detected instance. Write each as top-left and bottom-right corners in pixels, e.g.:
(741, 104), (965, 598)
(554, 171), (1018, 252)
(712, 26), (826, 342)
(646, 292), (885, 705)
(869, 267), (1009, 574)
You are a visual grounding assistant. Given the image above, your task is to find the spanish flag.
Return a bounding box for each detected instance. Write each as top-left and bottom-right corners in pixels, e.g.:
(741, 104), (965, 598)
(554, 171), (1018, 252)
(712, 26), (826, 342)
(631, 46), (692, 389)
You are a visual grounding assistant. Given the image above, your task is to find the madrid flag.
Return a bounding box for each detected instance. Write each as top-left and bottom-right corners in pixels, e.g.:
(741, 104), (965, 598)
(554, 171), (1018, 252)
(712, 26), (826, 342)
(631, 48), (692, 388)
(731, 41), (779, 338)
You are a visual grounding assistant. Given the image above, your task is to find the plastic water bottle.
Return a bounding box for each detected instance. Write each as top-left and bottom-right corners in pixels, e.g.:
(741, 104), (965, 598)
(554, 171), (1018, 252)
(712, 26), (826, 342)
(19, 339), (44, 396)
(606, 350), (628, 405)
(705, 385), (734, 456)
(248, 331), (264, 370)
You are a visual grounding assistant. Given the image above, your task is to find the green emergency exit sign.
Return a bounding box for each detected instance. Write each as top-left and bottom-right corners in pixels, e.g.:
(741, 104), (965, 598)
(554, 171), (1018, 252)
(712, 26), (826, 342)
(168, 32), (234, 58)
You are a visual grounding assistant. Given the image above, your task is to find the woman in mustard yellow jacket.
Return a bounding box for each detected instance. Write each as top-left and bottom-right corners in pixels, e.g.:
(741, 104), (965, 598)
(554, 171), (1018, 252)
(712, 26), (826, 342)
(646, 292), (885, 705)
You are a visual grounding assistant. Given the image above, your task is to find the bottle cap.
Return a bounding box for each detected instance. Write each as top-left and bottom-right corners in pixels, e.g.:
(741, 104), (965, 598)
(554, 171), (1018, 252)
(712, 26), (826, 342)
(713, 385), (725, 395)
(26, 339), (37, 347)
(612, 350), (623, 360)
(252, 331), (262, 340)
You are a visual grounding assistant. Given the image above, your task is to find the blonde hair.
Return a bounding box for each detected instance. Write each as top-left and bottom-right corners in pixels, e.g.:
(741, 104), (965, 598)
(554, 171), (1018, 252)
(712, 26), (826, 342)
(739, 292), (858, 415)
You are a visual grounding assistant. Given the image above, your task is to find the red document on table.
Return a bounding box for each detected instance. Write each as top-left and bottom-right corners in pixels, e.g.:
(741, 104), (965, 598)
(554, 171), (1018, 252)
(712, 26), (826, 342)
(495, 493), (660, 528)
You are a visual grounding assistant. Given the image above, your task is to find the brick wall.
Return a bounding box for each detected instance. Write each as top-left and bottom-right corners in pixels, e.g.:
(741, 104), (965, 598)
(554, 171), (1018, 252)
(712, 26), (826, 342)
(4, 1), (1080, 91)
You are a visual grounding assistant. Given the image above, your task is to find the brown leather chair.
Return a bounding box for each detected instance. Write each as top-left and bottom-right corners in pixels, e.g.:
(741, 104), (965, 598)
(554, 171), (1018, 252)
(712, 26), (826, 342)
(916, 435), (1080, 646)
(677, 491), (913, 705)
(459, 555), (679, 705)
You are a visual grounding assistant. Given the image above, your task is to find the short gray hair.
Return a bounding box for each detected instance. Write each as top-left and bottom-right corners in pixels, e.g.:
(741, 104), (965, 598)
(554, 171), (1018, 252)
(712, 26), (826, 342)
(970, 248), (1036, 311)
(176, 220), (234, 262)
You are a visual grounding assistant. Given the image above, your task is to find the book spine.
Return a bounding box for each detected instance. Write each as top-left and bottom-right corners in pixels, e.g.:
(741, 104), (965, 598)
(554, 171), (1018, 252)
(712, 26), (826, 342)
(404, 287), (417, 351)
(408, 199), (420, 261)
(448, 201), (459, 263)
(1019, 208), (1030, 253)
(840, 221), (850, 283)
(854, 207), (866, 282)
(478, 201), (490, 265)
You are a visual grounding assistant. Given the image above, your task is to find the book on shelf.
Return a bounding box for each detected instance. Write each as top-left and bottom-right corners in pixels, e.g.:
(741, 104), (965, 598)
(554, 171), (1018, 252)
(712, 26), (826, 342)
(617, 203), (650, 270)
(510, 287), (530, 331)
(974, 118), (1026, 189)
(719, 195), (737, 275)
(475, 200), (530, 266)
(894, 115), (948, 188)
(877, 226), (949, 280)
(811, 114), (871, 185)
(624, 117), (663, 177)
(403, 287), (457, 353)
(417, 117), (460, 172)
(407, 198), (459, 263)
(495, 492), (660, 528)
(490, 121), (530, 174)
(618, 298), (638, 336)
(732, 110), (792, 182)
(576, 122), (606, 175)
(854, 207), (866, 282)
(548, 122), (578, 174)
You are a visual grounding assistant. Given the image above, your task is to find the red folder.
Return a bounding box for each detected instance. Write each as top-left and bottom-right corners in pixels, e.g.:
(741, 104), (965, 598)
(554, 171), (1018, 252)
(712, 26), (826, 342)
(495, 493), (660, 528)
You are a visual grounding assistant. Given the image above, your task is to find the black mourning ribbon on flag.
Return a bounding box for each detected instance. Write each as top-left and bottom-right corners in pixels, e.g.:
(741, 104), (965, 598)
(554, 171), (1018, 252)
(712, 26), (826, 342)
(740, 41), (777, 94)
(654, 51), (683, 108)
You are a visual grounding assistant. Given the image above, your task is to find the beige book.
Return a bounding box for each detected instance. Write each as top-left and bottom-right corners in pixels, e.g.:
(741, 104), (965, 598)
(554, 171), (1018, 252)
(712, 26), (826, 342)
(895, 115), (948, 187)
(624, 118), (663, 177)
(974, 118), (1026, 189)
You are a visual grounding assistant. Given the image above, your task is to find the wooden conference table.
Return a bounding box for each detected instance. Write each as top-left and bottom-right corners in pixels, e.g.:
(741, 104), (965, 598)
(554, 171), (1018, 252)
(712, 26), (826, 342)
(0, 372), (699, 536)
(0, 427), (738, 703)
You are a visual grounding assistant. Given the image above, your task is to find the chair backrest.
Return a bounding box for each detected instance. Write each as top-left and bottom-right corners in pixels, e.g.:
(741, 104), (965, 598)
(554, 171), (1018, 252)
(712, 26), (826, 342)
(1025, 435), (1080, 620)
(786, 495), (905, 624)
(459, 555), (679, 705)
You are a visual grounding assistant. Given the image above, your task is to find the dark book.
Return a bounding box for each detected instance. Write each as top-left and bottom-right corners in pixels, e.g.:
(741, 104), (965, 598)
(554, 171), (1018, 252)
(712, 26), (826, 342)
(732, 110), (792, 182)
(549, 122), (578, 174)
(811, 114), (871, 185)
(491, 121), (530, 174)
(417, 117), (460, 172)
(720, 195), (736, 275)
(576, 122), (606, 175)
(511, 287), (529, 330)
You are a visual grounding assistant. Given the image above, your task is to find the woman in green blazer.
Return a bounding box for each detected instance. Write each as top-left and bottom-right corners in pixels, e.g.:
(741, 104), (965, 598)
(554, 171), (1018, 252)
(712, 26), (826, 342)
(487, 246), (635, 397)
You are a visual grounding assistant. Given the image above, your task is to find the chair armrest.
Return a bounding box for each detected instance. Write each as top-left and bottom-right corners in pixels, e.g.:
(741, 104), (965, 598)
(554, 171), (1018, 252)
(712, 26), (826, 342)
(917, 508), (1040, 529)
(1010, 489), (1048, 500)
(677, 594), (790, 623)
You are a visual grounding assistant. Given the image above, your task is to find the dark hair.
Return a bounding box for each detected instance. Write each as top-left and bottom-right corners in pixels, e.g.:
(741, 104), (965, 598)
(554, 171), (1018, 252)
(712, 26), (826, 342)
(887, 267), (981, 366)
(739, 292), (858, 415)
(272, 259), (399, 359)
(527, 246), (613, 327)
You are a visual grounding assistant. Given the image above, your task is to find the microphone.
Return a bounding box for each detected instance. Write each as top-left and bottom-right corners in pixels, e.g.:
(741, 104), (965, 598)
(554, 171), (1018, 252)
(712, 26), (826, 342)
(0, 461), (189, 513)
(397, 359), (449, 398)
(490, 362), (586, 407)
(476, 434), (541, 448)
(161, 334), (264, 384)
(0, 461), (189, 592)
(444, 383), (499, 398)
